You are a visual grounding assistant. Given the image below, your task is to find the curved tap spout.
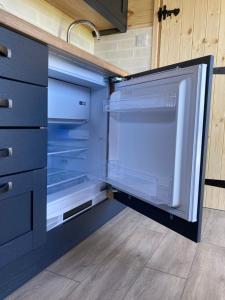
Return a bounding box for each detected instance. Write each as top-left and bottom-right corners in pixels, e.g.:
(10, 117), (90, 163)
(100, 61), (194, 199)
(67, 19), (101, 43)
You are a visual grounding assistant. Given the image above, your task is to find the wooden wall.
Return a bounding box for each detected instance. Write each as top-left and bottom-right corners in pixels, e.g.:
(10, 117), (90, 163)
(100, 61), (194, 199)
(153, 0), (225, 209)
(128, 0), (154, 28)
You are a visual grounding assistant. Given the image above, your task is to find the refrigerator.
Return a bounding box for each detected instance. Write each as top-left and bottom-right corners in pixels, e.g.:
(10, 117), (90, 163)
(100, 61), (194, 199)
(47, 52), (213, 242)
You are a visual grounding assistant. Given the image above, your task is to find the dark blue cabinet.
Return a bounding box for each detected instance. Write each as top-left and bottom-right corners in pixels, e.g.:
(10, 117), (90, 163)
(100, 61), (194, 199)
(0, 169), (47, 268)
(85, 0), (128, 33)
(0, 26), (48, 86)
(0, 79), (47, 127)
(0, 26), (48, 268)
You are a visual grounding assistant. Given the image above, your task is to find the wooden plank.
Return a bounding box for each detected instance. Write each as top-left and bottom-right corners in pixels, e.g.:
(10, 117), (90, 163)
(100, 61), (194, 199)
(191, 0), (208, 58)
(0, 9), (128, 77)
(202, 208), (225, 247)
(128, 0), (154, 28)
(158, 0), (170, 67)
(151, 0), (162, 69)
(45, 0), (113, 30)
(204, 0), (221, 63)
(207, 76), (225, 179)
(166, 0), (183, 65)
(148, 230), (197, 278)
(182, 243), (225, 300)
(179, 0), (195, 61)
(66, 221), (164, 300)
(4, 271), (79, 300)
(203, 185), (222, 209)
(123, 268), (185, 300)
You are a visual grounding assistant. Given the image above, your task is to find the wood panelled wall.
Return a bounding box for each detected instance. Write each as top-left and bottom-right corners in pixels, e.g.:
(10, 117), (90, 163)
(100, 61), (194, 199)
(128, 0), (154, 28)
(153, 0), (225, 209)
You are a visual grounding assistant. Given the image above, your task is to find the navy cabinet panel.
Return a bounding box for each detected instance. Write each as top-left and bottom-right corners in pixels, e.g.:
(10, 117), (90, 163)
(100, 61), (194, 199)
(85, 0), (128, 32)
(0, 26), (48, 86)
(0, 193), (32, 246)
(0, 129), (47, 176)
(0, 78), (47, 127)
(0, 169), (46, 268)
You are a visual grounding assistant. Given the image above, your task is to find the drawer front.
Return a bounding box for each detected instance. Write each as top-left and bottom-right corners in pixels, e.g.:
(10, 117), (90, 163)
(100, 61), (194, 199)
(0, 129), (47, 176)
(0, 26), (48, 86)
(0, 78), (47, 127)
(0, 169), (47, 268)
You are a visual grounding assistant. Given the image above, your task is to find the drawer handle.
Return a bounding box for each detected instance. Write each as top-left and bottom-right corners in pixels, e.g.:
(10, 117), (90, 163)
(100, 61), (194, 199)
(0, 182), (12, 194)
(0, 44), (11, 58)
(0, 147), (13, 158)
(0, 98), (12, 108)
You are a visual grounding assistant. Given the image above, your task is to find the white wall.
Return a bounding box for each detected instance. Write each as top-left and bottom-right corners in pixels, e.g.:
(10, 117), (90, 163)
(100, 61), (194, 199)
(94, 27), (152, 74)
(0, 0), (94, 53)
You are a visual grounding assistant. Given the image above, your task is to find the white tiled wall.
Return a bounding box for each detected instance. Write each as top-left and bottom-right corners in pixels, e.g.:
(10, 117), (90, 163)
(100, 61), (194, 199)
(94, 27), (152, 74)
(0, 0), (94, 53)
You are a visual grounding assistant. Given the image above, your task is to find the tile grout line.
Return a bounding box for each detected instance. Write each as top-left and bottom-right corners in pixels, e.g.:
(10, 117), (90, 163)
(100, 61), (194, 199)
(144, 265), (187, 280)
(46, 269), (81, 284)
(121, 230), (168, 300)
(180, 243), (200, 299)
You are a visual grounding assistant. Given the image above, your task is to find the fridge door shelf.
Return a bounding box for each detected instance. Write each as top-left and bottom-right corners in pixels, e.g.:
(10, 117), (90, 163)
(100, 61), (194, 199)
(105, 97), (176, 113)
(106, 160), (173, 206)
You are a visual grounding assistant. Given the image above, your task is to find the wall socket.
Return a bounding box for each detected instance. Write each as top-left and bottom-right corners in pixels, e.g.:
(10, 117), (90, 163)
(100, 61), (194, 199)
(135, 34), (148, 47)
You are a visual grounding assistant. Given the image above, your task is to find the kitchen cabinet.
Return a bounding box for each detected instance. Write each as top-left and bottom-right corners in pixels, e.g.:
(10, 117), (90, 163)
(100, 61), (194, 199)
(84, 0), (128, 33)
(0, 26), (48, 268)
(0, 24), (213, 299)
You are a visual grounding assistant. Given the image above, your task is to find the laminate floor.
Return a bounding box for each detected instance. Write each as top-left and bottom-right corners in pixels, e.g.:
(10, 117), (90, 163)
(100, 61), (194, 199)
(5, 207), (225, 300)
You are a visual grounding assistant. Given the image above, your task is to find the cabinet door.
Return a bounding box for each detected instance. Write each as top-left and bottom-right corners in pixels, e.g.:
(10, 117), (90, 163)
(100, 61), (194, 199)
(0, 169), (46, 268)
(85, 0), (128, 32)
(106, 56), (213, 242)
(0, 26), (48, 86)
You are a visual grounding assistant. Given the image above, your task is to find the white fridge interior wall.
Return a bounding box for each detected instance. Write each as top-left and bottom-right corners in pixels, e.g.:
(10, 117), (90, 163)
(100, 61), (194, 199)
(47, 52), (109, 230)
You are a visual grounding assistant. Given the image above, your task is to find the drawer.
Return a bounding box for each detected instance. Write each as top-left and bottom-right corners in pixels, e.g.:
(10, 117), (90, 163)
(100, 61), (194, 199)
(0, 129), (47, 176)
(0, 169), (46, 268)
(0, 26), (48, 86)
(0, 78), (47, 127)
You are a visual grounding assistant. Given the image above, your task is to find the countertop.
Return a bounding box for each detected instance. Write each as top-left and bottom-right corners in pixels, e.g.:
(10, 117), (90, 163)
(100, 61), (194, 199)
(0, 9), (128, 77)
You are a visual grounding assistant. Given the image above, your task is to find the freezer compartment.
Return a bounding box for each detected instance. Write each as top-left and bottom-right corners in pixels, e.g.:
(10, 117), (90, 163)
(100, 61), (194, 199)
(47, 179), (106, 230)
(48, 78), (90, 123)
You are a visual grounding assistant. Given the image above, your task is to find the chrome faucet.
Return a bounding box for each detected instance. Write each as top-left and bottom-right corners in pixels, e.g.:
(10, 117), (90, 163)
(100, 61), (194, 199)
(67, 19), (101, 43)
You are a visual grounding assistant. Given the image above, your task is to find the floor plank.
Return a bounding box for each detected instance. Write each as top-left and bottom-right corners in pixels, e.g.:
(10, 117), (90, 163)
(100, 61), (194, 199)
(182, 242), (225, 300)
(202, 208), (225, 248)
(4, 271), (79, 300)
(148, 230), (198, 278)
(48, 208), (167, 282)
(48, 208), (142, 282)
(66, 222), (164, 300)
(123, 267), (186, 300)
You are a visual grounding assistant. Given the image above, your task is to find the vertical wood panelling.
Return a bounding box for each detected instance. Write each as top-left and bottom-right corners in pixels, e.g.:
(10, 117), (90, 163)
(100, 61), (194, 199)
(166, 0), (182, 65)
(179, 0), (195, 61)
(154, 0), (225, 209)
(191, 0), (208, 58)
(151, 0), (162, 69)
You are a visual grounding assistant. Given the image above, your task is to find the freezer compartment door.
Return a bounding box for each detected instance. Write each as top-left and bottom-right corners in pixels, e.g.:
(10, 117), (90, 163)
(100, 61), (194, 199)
(106, 56), (213, 242)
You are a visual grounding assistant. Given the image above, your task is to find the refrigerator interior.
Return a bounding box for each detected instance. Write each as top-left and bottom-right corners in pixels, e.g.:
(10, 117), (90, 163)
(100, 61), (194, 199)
(47, 55), (109, 230)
